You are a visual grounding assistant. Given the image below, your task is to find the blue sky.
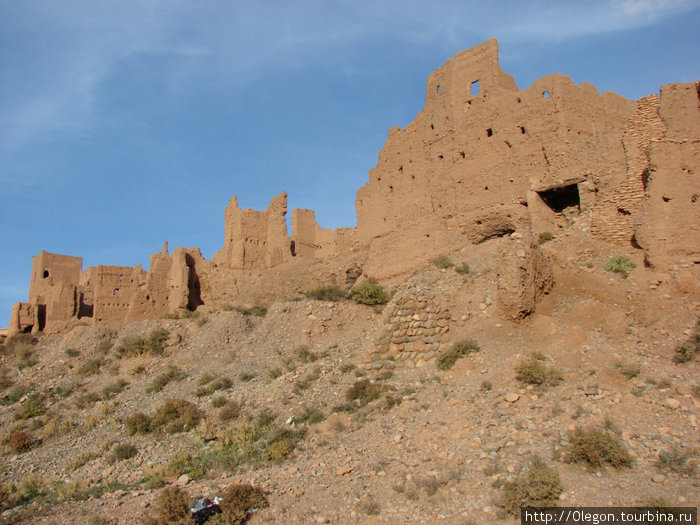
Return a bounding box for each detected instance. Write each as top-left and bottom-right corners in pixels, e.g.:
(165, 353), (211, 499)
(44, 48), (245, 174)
(1, 0), (699, 326)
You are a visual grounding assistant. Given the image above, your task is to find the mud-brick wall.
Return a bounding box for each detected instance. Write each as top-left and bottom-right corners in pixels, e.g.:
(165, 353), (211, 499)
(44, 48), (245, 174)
(366, 288), (451, 369)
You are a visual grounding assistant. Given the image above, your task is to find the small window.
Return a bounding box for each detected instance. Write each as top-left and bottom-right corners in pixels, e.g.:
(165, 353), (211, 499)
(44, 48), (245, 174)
(43, 270), (49, 278)
(486, 128), (493, 137)
(290, 240), (296, 257)
(113, 288), (119, 294)
(438, 155), (445, 161)
(470, 80), (480, 96)
(543, 91), (551, 98)
(118, 274), (123, 280)
(437, 85), (441, 94)
(520, 126), (526, 134)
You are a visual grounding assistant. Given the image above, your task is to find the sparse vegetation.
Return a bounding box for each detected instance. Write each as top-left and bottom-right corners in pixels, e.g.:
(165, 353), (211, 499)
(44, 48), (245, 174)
(655, 446), (696, 476)
(431, 254), (454, 269)
(116, 328), (169, 357)
(147, 366), (186, 393)
(454, 262), (470, 274)
(239, 372), (255, 382)
(349, 281), (389, 305)
(2, 334), (38, 369)
(615, 361), (641, 379)
(125, 412), (152, 435)
(235, 305), (268, 317)
(500, 456), (562, 515)
(213, 484), (268, 524)
(152, 486), (190, 524)
(538, 231), (554, 244)
(108, 443), (138, 463)
(565, 426), (633, 469)
(305, 285), (347, 301)
(436, 339), (479, 370)
(293, 405), (324, 425)
(268, 367), (283, 379)
(15, 395), (44, 420)
(481, 380), (493, 391)
(9, 431), (38, 454)
(515, 355), (563, 386)
(167, 451), (206, 480)
(101, 379), (128, 398)
(219, 400), (241, 422)
(196, 375), (233, 397)
(151, 398), (203, 433)
(64, 348), (80, 358)
(673, 322), (699, 364)
(604, 255), (636, 278)
(339, 363), (356, 373)
(346, 379), (382, 406)
(294, 345), (319, 363)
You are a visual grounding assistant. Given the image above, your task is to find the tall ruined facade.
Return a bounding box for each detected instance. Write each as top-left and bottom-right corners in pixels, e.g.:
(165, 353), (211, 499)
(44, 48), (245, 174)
(7, 39), (699, 335)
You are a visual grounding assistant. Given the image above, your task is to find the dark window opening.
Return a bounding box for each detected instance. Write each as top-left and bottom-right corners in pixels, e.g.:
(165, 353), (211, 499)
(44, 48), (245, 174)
(486, 128), (493, 137)
(290, 240), (296, 257)
(484, 186), (489, 190)
(470, 80), (480, 96)
(185, 253), (204, 311)
(460, 152), (465, 158)
(520, 126), (526, 134)
(631, 235), (643, 250)
(389, 185), (393, 191)
(536, 184), (580, 213)
(113, 288), (119, 294)
(617, 207), (631, 216)
(543, 91), (551, 98)
(641, 168), (651, 190)
(438, 155), (444, 161)
(37, 305), (46, 331)
(118, 275), (123, 280)
(398, 166), (403, 172)
(43, 270), (49, 278)
(146, 295), (150, 301)
(430, 123), (434, 130)
(466, 100), (472, 106)
(517, 97), (522, 103)
(437, 85), (441, 94)
(692, 193), (698, 203)
(662, 195), (671, 202)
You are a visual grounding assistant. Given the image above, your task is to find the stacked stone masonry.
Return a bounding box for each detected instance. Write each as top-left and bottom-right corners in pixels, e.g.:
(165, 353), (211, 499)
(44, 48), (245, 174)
(369, 288), (451, 369)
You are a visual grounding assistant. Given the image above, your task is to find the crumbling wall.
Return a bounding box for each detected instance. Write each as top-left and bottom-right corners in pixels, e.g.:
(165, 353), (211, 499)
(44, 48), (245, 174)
(355, 39), (636, 275)
(8, 303), (35, 335)
(80, 265), (146, 327)
(213, 193), (292, 269)
(497, 232), (553, 320)
(634, 83), (700, 269)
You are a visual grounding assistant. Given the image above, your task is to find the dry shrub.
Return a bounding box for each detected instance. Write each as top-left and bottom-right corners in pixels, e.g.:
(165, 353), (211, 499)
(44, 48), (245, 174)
(565, 426), (633, 469)
(9, 430), (37, 454)
(345, 379), (382, 405)
(209, 484), (267, 525)
(501, 457), (562, 515)
(152, 486), (190, 525)
(125, 412), (152, 435)
(515, 357), (562, 386)
(151, 398), (203, 433)
(436, 339), (479, 370)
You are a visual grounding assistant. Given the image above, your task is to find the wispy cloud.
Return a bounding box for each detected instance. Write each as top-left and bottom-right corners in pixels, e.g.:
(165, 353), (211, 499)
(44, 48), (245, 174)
(0, 0), (697, 177)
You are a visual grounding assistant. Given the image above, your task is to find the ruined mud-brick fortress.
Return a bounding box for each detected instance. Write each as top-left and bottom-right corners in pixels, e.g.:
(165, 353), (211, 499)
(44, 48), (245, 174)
(8, 39), (699, 336)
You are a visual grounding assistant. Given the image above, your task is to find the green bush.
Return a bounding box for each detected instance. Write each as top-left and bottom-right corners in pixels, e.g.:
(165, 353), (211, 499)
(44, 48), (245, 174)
(151, 398), (203, 433)
(305, 285), (348, 302)
(235, 305), (268, 317)
(538, 232), (554, 244)
(219, 400), (241, 422)
(604, 255), (636, 278)
(673, 322), (699, 364)
(294, 345), (319, 363)
(125, 412), (152, 435)
(15, 395), (44, 420)
(346, 379), (382, 405)
(196, 376), (232, 397)
(436, 339), (479, 370)
(167, 452), (206, 480)
(101, 379), (128, 398)
(565, 426), (633, 469)
(294, 405), (324, 426)
(431, 255), (454, 269)
(116, 328), (169, 357)
(515, 356), (563, 386)
(147, 366), (186, 393)
(454, 262), (470, 275)
(78, 358), (103, 376)
(500, 456), (562, 515)
(349, 281), (389, 305)
(110, 443), (138, 462)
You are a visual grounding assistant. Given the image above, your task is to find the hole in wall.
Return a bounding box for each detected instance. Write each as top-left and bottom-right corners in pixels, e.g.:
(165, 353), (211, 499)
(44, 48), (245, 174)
(470, 80), (480, 96)
(430, 124), (434, 130)
(290, 240), (296, 257)
(641, 168), (651, 190)
(486, 128), (493, 137)
(520, 126), (526, 134)
(43, 270), (49, 278)
(437, 85), (441, 94)
(460, 152), (465, 158)
(617, 207), (631, 216)
(662, 196), (671, 202)
(543, 91), (551, 98)
(537, 184), (580, 213)
(439, 155), (445, 161)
